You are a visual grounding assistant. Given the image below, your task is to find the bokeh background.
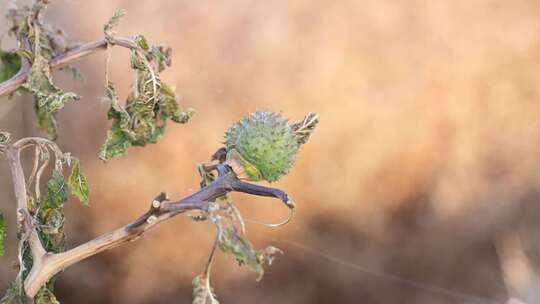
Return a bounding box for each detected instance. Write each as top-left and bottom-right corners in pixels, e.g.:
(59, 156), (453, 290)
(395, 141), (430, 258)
(2, 0), (540, 303)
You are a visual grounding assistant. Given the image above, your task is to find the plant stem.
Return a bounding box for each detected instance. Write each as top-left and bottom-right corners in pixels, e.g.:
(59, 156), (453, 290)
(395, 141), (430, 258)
(19, 171), (292, 297)
(0, 37), (138, 96)
(4, 145), (47, 301)
(23, 199), (204, 297)
(4, 139), (293, 298)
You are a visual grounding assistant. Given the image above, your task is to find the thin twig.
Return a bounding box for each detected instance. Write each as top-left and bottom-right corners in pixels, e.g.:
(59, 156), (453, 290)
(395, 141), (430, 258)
(26, 146), (40, 189)
(0, 37), (138, 96)
(4, 146), (47, 301)
(204, 229), (220, 279)
(33, 147), (48, 202)
(5, 147), (31, 212)
(201, 220), (222, 300)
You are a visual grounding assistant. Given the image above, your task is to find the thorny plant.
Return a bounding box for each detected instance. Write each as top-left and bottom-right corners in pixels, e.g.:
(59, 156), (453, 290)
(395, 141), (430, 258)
(0, 1), (318, 303)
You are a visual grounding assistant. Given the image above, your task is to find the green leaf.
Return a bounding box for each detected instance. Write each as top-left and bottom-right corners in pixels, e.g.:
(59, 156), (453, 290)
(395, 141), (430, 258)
(150, 46), (171, 72)
(34, 104), (58, 140)
(34, 286), (59, 304)
(99, 83), (133, 160)
(192, 275), (219, 304)
(218, 229), (282, 281)
(0, 213), (6, 257)
(103, 9), (126, 36)
(160, 83), (194, 123)
(100, 42), (193, 160)
(134, 35), (150, 51)
(10, 1), (68, 61)
(13, 2), (76, 140)
(23, 55), (78, 139)
(0, 49), (21, 82)
(38, 170), (68, 252)
(99, 126), (133, 161)
(67, 160), (89, 205)
(42, 170), (68, 209)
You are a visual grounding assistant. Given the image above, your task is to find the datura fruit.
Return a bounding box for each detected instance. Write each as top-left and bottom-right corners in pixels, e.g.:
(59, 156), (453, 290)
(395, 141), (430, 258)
(224, 111), (318, 182)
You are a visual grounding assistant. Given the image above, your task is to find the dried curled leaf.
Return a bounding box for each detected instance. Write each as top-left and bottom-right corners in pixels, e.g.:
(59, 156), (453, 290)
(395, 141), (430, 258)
(134, 35), (172, 73)
(0, 49), (21, 82)
(8, 1), (78, 139)
(192, 275), (219, 304)
(218, 228), (282, 281)
(99, 83), (133, 160)
(67, 160), (89, 205)
(34, 287), (59, 304)
(160, 83), (193, 124)
(0, 132), (11, 144)
(103, 9), (126, 37)
(100, 36), (193, 160)
(290, 112), (319, 146)
(258, 246), (284, 266)
(38, 208), (65, 253)
(38, 170), (68, 253)
(24, 55), (78, 139)
(0, 213), (6, 257)
(8, 1), (69, 59)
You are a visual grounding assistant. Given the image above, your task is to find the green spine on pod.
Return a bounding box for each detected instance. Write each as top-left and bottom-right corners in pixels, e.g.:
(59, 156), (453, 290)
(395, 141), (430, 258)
(225, 111), (299, 182)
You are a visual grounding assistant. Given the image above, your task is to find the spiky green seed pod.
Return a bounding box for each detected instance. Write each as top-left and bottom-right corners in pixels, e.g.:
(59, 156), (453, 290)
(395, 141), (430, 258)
(225, 111), (299, 182)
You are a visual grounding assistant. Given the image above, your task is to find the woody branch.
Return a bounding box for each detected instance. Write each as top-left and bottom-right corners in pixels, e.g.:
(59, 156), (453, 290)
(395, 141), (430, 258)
(0, 36), (140, 97)
(0, 140), (292, 299)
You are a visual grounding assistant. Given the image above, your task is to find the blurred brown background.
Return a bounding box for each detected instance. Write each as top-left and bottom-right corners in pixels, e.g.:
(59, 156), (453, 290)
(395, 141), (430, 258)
(2, 0), (540, 303)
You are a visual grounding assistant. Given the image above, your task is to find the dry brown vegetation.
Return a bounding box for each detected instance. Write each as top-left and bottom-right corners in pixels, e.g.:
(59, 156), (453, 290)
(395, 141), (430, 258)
(2, 0), (540, 303)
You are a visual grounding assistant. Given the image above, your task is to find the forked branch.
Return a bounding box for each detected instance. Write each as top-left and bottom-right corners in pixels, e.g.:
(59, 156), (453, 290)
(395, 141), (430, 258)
(0, 4), (313, 303)
(1, 142), (293, 298)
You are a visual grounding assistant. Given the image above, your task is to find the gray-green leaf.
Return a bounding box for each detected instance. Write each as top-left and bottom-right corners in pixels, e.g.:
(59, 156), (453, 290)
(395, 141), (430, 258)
(67, 160), (89, 205)
(99, 47), (193, 161)
(23, 55), (78, 139)
(99, 83), (133, 160)
(103, 9), (126, 37)
(0, 49), (21, 82)
(42, 170), (68, 209)
(218, 228), (282, 281)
